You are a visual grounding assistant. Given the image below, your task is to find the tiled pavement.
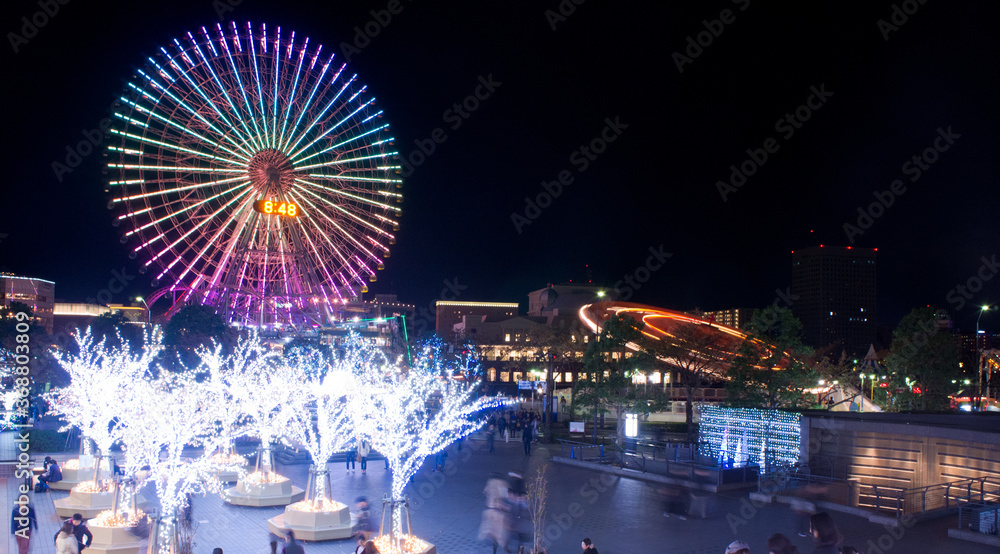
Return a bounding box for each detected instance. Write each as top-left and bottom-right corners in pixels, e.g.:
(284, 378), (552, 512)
(5, 427), (999, 553)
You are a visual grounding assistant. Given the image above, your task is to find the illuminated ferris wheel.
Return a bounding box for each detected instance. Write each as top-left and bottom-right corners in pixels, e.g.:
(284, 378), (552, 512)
(108, 22), (402, 327)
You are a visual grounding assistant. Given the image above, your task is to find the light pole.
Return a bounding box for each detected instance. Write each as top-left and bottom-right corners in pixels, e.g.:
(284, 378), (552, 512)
(136, 296), (151, 326)
(976, 305), (991, 410)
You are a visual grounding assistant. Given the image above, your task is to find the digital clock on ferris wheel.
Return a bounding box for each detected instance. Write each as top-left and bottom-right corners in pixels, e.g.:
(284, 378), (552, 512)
(253, 199), (299, 218)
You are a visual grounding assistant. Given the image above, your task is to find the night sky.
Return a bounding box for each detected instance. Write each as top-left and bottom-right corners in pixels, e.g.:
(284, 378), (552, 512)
(2, 0), (998, 333)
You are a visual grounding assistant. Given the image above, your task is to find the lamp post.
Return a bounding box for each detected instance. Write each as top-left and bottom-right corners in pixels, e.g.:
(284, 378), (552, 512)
(136, 296), (151, 326)
(593, 290), (605, 444)
(976, 305), (991, 410)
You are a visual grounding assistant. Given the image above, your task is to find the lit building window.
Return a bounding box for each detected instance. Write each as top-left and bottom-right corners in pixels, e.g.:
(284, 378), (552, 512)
(565, 372), (573, 382)
(505, 334), (511, 342)
(500, 371), (510, 382)
(488, 368), (496, 381)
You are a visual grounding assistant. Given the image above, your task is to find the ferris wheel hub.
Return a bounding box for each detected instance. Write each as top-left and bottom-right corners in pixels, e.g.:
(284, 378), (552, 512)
(248, 149), (295, 194)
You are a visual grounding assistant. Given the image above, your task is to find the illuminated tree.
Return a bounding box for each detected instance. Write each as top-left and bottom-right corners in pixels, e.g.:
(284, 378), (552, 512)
(351, 346), (487, 545)
(282, 347), (356, 505)
(46, 328), (162, 485)
(138, 371), (230, 554)
(220, 333), (299, 475)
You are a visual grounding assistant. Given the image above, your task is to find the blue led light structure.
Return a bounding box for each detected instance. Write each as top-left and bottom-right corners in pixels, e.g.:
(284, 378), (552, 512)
(699, 406), (801, 471)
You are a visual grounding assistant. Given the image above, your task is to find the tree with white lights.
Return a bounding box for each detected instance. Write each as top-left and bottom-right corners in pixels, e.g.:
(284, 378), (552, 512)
(46, 328), (162, 486)
(220, 334), (299, 476)
(138, 371), (229, 554)
(282, 347), (356, 505)
(351, 343), (488, 546)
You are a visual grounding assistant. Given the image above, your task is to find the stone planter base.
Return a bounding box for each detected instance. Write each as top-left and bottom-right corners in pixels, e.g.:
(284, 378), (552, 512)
(43, 462), (91, 491)
(87, 524), (143, 554)
(54, 487), (115, 519)
(267, 500), (353, 541)
(224, 475), (305, 507)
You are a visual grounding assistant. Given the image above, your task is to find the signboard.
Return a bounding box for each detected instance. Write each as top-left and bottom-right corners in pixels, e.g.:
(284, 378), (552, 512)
(518, 380), (534, 390)
(569, 421), (585, 433)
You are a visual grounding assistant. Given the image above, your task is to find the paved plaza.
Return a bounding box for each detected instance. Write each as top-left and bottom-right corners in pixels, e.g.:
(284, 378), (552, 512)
(4, 427), (997, 554)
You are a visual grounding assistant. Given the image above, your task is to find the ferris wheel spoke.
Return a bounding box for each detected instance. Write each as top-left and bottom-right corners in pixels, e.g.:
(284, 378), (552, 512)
(291, 220), (344, 302)
(281, 51), (335, 153)
(276, 34), (308, 150)
(288, 96), (375, 162)
(293, 178), (400, 213)
(146, 187), (255, 270)
(161, 44), (256, 152)
(292, 123), (390, 165)
(287, 190), (368, 273)
(288, 189), (385, 268)
(290, 184), (396, 239)
(186, 32), (261, 152)
(215, 24), (265, 149)
(108, 128), (245, 169)
(111, 176), (248, 205)
(124, 182), (251, 238)
(117, 94), (251, 163)
(132, 72), (254, 158)
(283, 70), (354, 157)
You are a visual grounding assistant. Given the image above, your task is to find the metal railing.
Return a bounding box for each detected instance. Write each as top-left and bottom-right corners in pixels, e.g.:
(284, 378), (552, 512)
(761, 470), (1000, 519)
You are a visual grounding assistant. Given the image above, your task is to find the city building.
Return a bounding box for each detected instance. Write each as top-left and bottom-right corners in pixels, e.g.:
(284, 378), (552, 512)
(1, 273), (55, 333)
(792, 245), (877, 357)
(435, 301), (519, 336)
(702, 307), (753, 329)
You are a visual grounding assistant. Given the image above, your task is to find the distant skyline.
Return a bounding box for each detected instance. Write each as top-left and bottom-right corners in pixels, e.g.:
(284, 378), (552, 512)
(1, 0), (998, 333)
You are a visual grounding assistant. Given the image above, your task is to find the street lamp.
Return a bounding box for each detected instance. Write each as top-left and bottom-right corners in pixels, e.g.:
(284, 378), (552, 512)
(135, 296), (151, 326)
(976, 305), (991, 410)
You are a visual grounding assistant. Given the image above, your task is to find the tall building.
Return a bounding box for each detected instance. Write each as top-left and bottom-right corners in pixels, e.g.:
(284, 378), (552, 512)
(702, 307), (752, 329)
(0, 273), (55, 333)
(792, 245), (877, 357)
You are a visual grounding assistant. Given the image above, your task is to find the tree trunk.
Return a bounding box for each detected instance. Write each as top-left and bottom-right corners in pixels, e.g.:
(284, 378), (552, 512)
(545, 358), (555, 443)
(685, 382), (696, 444)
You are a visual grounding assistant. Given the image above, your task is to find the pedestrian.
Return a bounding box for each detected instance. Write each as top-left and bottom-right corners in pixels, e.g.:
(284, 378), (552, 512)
(725, 540), (751, 554)
(283, 530), (305, 554)
(55, 521), (79, 554)
(498, 414), (508, 442)
(809, 513), (842, 554)
(433, 449), (446, 472)
(522, 424), (532, 455)
(353, 497), (375, 540)
(346, 441), (357, 472)
(358, 439), (371, 474)
(212, 549), (223, 554)
(487, 423), (496, 453)
(38, 457), (62, 490)
(10, 501), (37, 554)
(363, 540), (380, 554)
(269, 538), (278, 554)
(54, 514), (92, 553)
(766, 534), (800, 554)
(531, 416), (539, 443)
(354, 535), (367, 554)
(581, 537), (599, 553)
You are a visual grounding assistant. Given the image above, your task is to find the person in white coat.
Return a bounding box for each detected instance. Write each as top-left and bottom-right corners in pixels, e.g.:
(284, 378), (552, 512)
(55, 521), (79, 554)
